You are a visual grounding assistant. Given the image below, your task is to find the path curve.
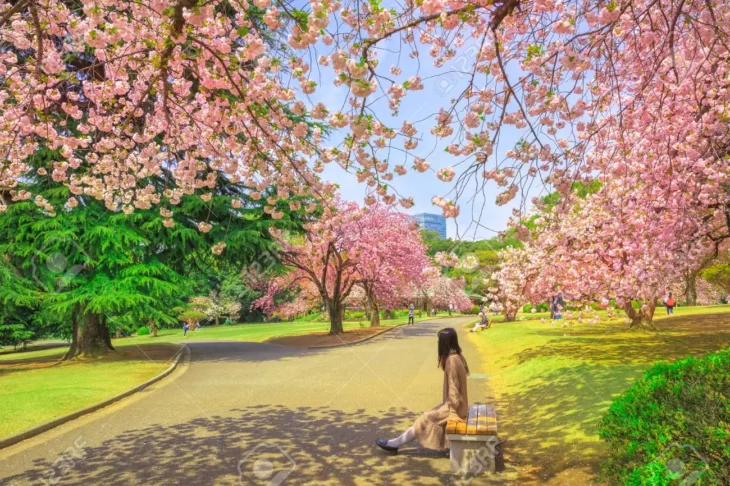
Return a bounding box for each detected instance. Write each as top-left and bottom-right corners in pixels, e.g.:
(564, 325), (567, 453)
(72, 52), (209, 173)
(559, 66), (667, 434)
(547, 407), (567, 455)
(0, 317), (499, 485)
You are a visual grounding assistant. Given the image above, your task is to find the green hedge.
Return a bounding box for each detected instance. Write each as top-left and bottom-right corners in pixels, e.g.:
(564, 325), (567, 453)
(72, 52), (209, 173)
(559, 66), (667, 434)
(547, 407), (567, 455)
(522, 303), (549, 313)
(136, 326), (150, 336)
(598, 348), (730, 485)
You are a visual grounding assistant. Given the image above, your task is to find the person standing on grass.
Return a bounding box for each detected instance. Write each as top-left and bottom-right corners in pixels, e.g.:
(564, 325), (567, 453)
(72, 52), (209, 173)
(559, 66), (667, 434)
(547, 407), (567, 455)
(665, 292), (676, 315)
(408, 304), (415, 325)
(183, 323), (190, 336)
(375, 327), (469, 453)
(551, 291), (564, 320)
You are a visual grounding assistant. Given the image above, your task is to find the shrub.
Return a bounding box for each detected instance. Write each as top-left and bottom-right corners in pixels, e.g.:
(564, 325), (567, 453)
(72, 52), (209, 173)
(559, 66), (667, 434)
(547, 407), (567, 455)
(471, 305), (481, 314)
(522, 303), (549, 313)
(136, 326), (150, 336)
(598, 348), (730, 485)
(179, 311), (206, 325)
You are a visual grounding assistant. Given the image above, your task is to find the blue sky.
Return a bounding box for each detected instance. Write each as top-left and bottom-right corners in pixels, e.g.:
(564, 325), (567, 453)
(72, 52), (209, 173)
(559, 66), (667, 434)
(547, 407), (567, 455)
(302, 28), (551, 241)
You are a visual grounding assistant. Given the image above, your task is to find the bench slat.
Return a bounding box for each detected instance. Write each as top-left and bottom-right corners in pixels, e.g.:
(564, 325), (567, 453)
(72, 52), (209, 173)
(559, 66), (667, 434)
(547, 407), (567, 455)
(476, 404), (488, 434)
(466, 404), (479, 434)
(446, 403), (498, 436)
(485, 405), (498, 435)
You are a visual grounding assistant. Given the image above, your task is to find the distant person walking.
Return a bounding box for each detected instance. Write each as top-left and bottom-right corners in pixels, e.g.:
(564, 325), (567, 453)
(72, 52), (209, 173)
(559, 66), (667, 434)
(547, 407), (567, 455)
(376, 328), (469, 453)
(665, 292), (675, 315)
(408, 304), (415, 325)
(183, 323), (190, 336)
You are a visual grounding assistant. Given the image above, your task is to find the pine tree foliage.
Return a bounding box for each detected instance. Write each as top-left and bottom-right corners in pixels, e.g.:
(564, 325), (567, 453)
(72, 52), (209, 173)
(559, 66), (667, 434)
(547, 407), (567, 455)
(0, 150), (307, 358)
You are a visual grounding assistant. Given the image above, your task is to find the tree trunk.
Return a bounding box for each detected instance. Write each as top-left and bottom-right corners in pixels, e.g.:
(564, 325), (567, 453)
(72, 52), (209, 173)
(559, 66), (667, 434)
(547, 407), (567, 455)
(149, 321), (158, 337)
(115, 327), (122, 339)
(328, 301), (345, 334)
(363, 284), (380, 327)
(503, 309), (517, 322)
(369, 300), (380, 327)
(685, 272), (697, 306)
(64, 308), (114, 360)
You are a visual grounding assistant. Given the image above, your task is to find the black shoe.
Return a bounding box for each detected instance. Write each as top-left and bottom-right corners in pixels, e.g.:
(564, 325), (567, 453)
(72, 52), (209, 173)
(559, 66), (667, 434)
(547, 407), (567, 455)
(375, 439), (398, 453)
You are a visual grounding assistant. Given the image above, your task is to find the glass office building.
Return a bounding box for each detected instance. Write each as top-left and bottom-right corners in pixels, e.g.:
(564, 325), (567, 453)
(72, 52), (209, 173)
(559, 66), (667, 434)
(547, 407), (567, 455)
(411, 213), (447, 239)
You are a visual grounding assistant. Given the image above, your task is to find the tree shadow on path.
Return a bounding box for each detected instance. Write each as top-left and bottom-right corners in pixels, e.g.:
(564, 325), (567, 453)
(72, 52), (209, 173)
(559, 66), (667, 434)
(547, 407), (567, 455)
(4, 405), (506, 485)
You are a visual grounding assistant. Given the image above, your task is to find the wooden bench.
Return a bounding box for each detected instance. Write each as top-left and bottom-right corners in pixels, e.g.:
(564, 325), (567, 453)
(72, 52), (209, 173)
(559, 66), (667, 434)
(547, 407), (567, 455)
(446, 404), (499, 474)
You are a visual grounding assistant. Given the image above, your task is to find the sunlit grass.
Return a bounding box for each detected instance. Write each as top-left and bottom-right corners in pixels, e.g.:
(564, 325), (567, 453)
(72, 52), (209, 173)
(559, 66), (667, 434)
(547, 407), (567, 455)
(468, 305), (730, 483)
(0, 345), (179, 439)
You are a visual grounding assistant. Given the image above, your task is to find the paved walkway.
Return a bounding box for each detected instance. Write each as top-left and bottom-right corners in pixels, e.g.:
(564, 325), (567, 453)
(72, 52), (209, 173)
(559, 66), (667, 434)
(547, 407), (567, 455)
(1, 317), (499, 485)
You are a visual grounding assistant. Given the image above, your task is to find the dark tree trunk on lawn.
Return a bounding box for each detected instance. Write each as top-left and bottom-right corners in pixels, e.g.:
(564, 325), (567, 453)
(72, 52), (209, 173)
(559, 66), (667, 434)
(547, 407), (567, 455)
(328, 301), (345, 334)
(369, 300), (380, 327)
(363, 284), (380, 327)
(64, 307), (114, 360)
(685, 272), (697, 306)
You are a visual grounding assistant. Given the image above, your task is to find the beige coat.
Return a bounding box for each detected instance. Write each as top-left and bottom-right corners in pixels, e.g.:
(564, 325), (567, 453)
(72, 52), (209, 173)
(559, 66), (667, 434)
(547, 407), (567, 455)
(413, 353), (469, 450)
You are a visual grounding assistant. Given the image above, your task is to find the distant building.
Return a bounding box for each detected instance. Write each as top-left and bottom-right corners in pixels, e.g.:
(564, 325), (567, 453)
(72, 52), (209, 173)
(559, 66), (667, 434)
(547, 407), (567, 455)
(411, 213), (447, 239)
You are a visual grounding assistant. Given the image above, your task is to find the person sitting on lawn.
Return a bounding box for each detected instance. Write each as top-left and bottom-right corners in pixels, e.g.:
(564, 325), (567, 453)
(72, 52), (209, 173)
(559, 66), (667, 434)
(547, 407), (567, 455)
(376, 327), (469, 453)
(470, 313), (489, 332)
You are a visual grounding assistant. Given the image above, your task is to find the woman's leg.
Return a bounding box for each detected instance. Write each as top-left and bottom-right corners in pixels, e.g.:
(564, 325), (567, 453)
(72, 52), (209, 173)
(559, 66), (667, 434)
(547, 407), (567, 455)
(387, 427), (416, 448)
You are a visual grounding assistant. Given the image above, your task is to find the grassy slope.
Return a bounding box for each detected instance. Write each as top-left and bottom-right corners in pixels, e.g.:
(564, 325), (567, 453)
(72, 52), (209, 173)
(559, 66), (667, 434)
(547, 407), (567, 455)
(0, 345), (180, 439)
(468, 305), (730, 484)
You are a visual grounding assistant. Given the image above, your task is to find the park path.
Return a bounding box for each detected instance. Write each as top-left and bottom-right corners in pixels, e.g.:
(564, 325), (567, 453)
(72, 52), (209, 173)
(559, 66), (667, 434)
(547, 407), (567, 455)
(0, 317), (501, 485)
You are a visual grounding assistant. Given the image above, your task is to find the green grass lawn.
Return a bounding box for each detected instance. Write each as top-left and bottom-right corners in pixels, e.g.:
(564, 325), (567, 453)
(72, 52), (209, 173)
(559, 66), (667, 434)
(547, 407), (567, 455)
(0, 345), (179, 439)
(467, 305), (730, 484)
(0, 345), (69, 362)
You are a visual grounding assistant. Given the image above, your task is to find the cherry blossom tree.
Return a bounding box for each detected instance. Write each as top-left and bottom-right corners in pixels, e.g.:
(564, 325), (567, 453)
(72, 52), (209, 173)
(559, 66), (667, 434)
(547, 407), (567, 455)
(495, 183), (721, 327)
(409, 266), (473, 315)
(0, 0), (329, 220)
(252, 201), (362, 333)
(254, 200), (431, 331)
(3, 0), (728, 231)
(353, 205), (430, 326)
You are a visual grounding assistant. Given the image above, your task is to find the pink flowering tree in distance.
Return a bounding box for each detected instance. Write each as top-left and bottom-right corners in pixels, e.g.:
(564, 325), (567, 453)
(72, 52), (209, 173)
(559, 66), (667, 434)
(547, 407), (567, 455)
(252, 201), (362, 334)
(496, 179), (726, 327)
(253, 200), (430, 333)
(353, 205), (431, 326)
(409, 266), (473, 315)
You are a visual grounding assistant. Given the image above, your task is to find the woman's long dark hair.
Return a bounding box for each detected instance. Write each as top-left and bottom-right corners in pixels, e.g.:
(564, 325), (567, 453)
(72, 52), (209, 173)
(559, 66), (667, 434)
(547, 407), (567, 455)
(437, 327), (462, 370)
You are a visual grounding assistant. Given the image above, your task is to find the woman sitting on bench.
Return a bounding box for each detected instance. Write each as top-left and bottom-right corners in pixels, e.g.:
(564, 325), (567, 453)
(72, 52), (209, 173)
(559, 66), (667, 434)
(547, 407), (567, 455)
(375, 327), (469, 453)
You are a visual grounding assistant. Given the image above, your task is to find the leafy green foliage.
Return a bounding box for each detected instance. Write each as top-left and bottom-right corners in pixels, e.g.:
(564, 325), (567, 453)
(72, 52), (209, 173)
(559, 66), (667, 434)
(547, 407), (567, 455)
(0, 323), (35, 349)
(136, 326), (150, 336)
(700, 262), (730, 294)
(179, 311), (206, 325)
(0, 147), (308, 353)
(599, 348), (730, 485)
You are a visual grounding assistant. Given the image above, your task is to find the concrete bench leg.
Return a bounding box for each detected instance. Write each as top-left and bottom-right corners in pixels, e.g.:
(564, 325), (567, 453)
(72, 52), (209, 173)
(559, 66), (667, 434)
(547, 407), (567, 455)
(449, 436), (498, 475)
